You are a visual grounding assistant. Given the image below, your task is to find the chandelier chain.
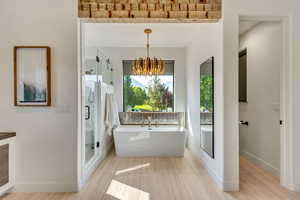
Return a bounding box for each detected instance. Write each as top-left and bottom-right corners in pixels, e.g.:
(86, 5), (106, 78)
(147, 32), (150, 57)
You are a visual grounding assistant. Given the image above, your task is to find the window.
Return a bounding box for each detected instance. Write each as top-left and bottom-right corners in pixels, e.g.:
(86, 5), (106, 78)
(123, 60), (174, 112)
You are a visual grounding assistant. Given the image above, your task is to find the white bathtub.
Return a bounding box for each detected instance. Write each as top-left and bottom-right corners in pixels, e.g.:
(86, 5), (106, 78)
(113, 125), (187, 157)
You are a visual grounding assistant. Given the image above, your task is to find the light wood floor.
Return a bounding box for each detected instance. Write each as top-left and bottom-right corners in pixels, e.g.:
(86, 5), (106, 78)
(1, 151), (300, 200)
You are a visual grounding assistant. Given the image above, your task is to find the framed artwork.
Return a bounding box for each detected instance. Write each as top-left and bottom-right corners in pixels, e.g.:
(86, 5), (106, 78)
(14, 46), (51, 106)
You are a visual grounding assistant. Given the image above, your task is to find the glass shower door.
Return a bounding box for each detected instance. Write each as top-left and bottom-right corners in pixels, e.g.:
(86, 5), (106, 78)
(84, 65), (98, 165)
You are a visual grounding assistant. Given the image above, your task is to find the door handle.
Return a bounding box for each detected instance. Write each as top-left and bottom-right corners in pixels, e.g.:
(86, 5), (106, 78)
(85, 105), (90, 120)
(239, 120), (249, 126)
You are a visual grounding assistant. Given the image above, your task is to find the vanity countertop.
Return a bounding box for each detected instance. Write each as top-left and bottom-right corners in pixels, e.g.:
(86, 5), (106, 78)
(0, 132), (16, 140)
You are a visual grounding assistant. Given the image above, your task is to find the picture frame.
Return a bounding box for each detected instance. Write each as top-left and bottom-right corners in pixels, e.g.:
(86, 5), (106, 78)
(14, 46), (51, 106)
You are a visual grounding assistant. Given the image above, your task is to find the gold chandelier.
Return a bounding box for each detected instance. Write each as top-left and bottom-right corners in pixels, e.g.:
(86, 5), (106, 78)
(132, 29), (165, 76)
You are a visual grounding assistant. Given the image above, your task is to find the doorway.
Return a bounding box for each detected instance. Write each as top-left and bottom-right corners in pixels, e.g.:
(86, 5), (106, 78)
(238, 19), (284, 187)
(77, 21), (224, 191)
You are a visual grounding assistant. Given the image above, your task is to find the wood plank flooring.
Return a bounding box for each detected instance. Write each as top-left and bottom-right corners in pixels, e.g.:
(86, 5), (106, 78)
(1, 151), (299, 200)
(229, 157), (300, 200)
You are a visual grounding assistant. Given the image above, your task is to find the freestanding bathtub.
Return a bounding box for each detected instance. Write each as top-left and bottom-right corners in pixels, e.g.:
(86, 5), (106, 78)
(113, 125), (187, 157)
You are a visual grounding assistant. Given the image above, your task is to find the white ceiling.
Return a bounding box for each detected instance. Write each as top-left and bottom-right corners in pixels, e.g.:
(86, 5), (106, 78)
(85, 23), (221, 48)
(239, 20), (260, 35)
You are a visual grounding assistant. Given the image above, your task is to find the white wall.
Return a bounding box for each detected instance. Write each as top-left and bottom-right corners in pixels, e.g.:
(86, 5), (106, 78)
(2, 0), (300, 193)
(223, 0), (300, 191)
(185, 22), (224, 188)
(0, 0), (77, 192)
(239, 22), (281, 177)
(97, 47), (187, 112)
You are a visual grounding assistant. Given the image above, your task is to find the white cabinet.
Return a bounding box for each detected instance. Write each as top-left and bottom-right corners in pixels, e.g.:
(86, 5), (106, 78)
(0, 133), (15, 196)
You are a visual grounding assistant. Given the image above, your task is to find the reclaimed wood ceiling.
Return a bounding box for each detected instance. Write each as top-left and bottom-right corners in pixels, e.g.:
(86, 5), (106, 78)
(78, 0), (221, 21)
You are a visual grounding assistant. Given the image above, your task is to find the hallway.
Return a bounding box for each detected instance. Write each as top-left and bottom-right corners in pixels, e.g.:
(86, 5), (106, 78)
(230, 157), (300, 200)
(1, 151), (299, 200)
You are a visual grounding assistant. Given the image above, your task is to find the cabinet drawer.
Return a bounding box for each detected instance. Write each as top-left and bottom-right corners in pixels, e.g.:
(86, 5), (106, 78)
(0, 144), (9, 187)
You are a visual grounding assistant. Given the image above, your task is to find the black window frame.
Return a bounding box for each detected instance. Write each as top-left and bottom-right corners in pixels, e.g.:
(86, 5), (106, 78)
(122, 60), (175, 112)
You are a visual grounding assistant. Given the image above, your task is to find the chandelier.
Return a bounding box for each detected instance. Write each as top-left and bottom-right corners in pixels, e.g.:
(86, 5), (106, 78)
(132, 29), (165, 76)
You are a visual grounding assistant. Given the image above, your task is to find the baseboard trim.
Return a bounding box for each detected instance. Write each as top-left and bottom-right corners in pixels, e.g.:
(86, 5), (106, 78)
(188, 148), (225, 190)
(241, 151), (280, 177)
(188, 145), (240, 191)
(201, 156), (239, 191)
(291, 183), (300, 191)
(78, 141), (114, 191)
(14, 183), (77, 192)
(201, 158), (224, 190)
(223, 180), (239, 191)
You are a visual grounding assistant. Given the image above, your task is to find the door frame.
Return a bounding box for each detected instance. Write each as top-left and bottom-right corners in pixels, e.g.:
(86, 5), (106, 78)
(238, 15), (294, 190)
(77, 16), (295, 191)
(77, 20), (103, 191)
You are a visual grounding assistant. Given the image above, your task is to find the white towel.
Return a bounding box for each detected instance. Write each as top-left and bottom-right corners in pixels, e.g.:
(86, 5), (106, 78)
(104, 93), (120, 136)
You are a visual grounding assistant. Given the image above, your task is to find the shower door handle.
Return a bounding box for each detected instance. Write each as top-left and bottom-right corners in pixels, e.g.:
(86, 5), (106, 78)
(85, 105), (90, 120)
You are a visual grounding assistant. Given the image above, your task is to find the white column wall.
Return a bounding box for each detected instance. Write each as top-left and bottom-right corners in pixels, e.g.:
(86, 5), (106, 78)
(0, 0), (78, 192)
(185, 22), (224, 188)
(223, 0), (300, 191)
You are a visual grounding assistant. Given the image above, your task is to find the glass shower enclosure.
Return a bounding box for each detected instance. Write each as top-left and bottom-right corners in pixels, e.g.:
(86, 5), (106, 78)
(82, 48), (114, 171)
(83, 54), (100, 167)
(84, 66), (98, 164)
